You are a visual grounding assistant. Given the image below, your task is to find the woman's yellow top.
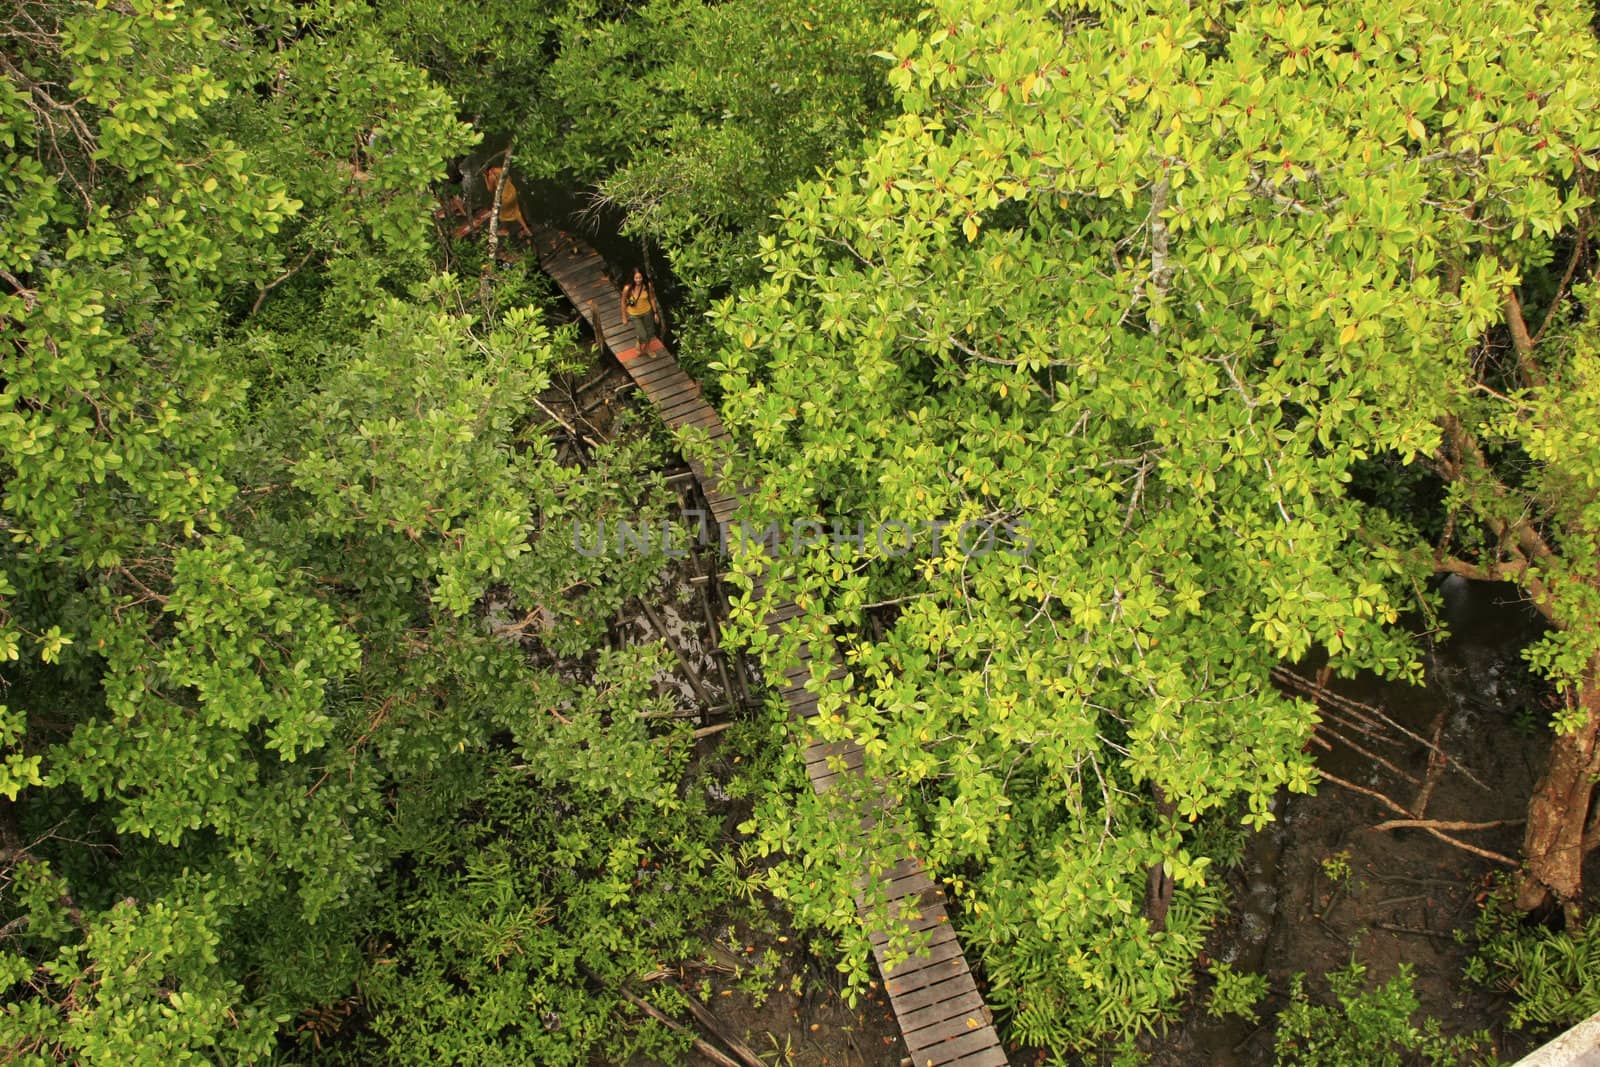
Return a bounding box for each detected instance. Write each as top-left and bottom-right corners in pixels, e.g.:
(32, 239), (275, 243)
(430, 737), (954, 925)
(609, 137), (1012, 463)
(496, 177), (521, 223)
(625, 285), (653, 316)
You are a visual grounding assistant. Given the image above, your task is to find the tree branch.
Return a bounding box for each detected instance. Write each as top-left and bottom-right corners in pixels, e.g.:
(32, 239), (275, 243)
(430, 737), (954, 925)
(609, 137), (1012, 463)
(1434, 415), (1560, 618)
(1502, 288), (1544, 388)
(1532, 190), (1593, 346)
(249, 249), (315, 317)
(480, 143), (512, 311)
(1317, 768), (1517, 866)
(1371, 817), (1522, 833)
(1146, 173), (1173, 336)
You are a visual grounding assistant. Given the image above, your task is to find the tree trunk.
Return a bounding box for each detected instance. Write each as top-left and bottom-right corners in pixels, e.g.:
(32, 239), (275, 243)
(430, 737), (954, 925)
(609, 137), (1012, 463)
(1145, 785), (1178, 931)
(1516, 658), (1600, 923)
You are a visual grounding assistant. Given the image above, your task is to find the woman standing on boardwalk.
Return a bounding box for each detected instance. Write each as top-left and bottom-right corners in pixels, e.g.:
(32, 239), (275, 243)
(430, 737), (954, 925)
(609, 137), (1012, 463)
(621, 268), (665, 350)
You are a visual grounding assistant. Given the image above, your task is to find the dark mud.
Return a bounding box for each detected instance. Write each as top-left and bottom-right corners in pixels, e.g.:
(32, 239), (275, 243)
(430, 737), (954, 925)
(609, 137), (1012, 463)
(652, 910), (907, 1067)
(1147, 578), (1555, 1066)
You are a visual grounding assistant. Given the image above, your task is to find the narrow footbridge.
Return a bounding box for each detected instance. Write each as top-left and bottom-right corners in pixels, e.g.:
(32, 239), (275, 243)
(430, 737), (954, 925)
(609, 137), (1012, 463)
(529, 225), (1009, 1067)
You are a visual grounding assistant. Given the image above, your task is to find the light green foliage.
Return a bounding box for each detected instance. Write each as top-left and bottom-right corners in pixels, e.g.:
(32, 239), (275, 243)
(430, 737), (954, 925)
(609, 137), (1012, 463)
(276, 277), (673, 653)
(7, 0), (1600, 1057)
(540, 0), (917, 296)
(2, 2), (681, 1059)
(1206, 961), (1269, 1024)
(1321, 850), (1354, 884)
(0, 880), (283, 1067)
(55, 534), (359, 841)
(1275, 961), (1490, 1067)
(1467, 891), (1600, 1030)
(711, 0), (1600, 1047)
(208, 0), (477, 349)
(2, 1), (291, 566)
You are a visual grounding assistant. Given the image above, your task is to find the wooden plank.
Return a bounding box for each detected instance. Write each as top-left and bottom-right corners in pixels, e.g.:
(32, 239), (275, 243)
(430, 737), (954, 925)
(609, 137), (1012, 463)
(764, 603), (804, 626)
(631, 364), (681, 391)
(883, 957), (973, 997)
(905, 1025), (1004, 1063)
(658, 395), (713, 423)
(628, 360), (682, 388)
(701, 489), (737, 514)
(803, 738), (857, 764)
(884, 926), (962, 969)
(905, 1006), (995, 1048)
(780, 664), (822, 691)
(908, 1017), (992, 1055)
(783, 641), (817, 665)
(704, 469), (740, 498)
(809, 765), (865, 794)
(808, 755), (864, 784)
(883, 973), (983, 1016)
(549, 258), (592, 279)
(892, 915), (960, 949)
(870, 907), (950, 942)
(574, 285), (616, 309)
(877, 934), (965, 983)
(781, 663), (817, 690)
(805, 743), (864, 773)
(663, 407), (718, 434)
(870, 915), (957, 954)
(704, 465), (738, 490)
(562, 270), (611, 296)
(882, 866), (940, 900)
(568, 272), (609, 293)
(640, 382), (691, 406)
(644, 382), (698, 409)
(647, 373), (701, 401)
(660, 397), (715, 425)
(943, 1047), (1009, 1067)
(897, 987), (987, 1038)
(643, 365), (695, 391)
(558, 279), (600, 301)
(874, 891), (950, 932)
(764, 601), (805, 623)
(636, 379), (688, 404)
(872, 856), (944, 895)
(859, 854), (921, 885)
(676, 410), (724, 434)
(703, 473), (737, 497)
(534, 241), (582, 267)
(783, 665), (848, 694)
(877, 887), (950, 934)
(662, 412), (720, 438)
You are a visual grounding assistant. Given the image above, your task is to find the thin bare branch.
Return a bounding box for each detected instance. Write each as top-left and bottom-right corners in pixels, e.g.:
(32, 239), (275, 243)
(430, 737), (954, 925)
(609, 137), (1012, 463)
(1317, 768), (1517, 866)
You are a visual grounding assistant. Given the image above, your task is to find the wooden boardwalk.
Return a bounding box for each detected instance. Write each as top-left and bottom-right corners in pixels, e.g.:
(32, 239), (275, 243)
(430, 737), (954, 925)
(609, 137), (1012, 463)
(529, 225), (1009, 1067)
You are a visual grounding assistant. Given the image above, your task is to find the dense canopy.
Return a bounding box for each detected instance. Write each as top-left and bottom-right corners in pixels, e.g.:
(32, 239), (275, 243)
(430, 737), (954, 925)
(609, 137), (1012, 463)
(2, 0), (1599, 1061)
